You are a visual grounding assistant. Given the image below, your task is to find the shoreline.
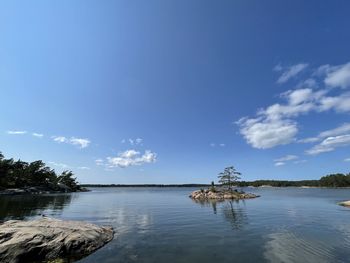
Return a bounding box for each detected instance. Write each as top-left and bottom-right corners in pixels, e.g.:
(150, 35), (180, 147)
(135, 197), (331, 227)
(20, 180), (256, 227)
(0, 186), (89, 196)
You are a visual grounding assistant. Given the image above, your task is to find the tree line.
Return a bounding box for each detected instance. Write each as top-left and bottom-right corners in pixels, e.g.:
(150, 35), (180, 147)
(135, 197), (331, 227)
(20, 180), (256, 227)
(0, 152), (81, 191)
(237, 173), (350, 187)
(217, 166), (350, 188)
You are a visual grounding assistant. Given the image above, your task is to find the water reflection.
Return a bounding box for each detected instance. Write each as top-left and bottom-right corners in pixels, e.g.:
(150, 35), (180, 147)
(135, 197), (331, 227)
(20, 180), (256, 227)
(222, 200), (248, 230)
(0, 193), (74, 221)
(263, 230), (336, 263)
(192, 199), (248, 229)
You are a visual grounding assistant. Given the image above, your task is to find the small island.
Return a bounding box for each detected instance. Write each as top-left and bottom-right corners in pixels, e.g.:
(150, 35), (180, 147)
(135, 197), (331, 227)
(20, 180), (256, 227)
(190, 166), (259, 200)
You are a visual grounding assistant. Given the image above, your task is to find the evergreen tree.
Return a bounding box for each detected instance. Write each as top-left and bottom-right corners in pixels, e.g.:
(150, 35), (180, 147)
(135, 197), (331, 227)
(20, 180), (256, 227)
(218, 166), (241, 191)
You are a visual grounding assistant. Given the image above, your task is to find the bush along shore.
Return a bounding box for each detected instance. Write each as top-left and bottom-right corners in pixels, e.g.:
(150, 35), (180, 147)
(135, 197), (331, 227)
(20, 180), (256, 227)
(0, 152), (86, 195)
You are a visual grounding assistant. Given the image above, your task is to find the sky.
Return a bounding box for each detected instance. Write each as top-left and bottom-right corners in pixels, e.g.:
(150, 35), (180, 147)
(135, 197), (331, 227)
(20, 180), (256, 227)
(1, 0), (350, 184)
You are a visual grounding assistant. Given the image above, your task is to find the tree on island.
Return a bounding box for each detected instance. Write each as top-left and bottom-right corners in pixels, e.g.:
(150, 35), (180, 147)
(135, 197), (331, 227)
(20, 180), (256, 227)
(218, 166), (241, 191)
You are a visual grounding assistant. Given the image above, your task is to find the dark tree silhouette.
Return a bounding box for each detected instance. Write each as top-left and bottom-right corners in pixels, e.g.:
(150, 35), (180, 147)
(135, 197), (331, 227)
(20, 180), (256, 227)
(0, 151), (81, 191)
(218, 166), (241, 191)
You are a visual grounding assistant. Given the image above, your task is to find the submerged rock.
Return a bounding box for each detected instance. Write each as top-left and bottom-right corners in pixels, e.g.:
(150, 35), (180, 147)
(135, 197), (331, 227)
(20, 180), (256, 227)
(189, 189), (259, 200)
(0, 217), (114, 263)
(338, 200), (350, 207)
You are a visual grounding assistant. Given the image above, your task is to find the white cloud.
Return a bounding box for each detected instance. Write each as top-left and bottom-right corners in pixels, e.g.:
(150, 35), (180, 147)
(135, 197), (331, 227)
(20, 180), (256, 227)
(69, 137), (90, 148)
(106, 149), (157, 168)
(7, 130), (27, 135)
(299, 123), (350, 143)
(344, 158), (350, 162)
(52, 136), (68, 143)
(52, 136), (90, 149)
(238, 62), (350, 149)
(32, 133), (44, 138)
(277, 63), (308, 84)
(273, 64), (283, 72)
(120, 149), (140, 158)
(319, 123), (350, 138)
(237, 118), (298, 149)
(77, 166), (90, 170)
(95, 159), (104, 166)
(210, 143), (225, 147)
(274, 155), (298, 162)
(122, 138), (143, 146)
(274, 162), (285, 167)
(318, 92), (350, 113)
(324, 62), (350, 89)
(306, 135), (350, 155)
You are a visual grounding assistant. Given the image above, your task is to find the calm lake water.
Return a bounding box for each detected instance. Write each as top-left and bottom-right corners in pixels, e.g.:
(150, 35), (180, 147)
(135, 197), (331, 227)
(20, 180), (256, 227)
(1, 187), (350, 263)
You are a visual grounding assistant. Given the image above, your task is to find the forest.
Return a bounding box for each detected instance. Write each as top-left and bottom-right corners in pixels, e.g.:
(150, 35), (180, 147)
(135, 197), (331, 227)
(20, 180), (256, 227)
(0, 152), (81, 191)
(237, 173), (350, 188)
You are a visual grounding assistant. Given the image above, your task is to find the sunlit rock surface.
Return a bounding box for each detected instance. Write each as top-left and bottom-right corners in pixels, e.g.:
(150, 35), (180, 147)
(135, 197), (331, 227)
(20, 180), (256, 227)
(189, 189), (259, 200)
(339, 200), (350, 207)
(0, 217), (114, 263)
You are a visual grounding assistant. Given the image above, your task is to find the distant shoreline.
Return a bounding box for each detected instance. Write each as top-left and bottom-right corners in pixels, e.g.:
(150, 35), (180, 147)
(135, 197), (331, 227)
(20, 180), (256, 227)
(81, 184), (350, 188)
(81, 184), (211, 188)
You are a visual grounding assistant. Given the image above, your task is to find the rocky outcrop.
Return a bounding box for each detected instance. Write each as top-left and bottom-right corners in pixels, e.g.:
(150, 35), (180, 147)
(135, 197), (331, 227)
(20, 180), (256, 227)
(0, 217), (114, 263)
(190, 189), (259, 200)
(338, 200), (350, 207)
(0, 185), (89, 195)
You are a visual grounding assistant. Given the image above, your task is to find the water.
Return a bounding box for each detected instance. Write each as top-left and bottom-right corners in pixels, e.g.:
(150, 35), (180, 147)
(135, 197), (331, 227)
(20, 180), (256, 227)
(1, 187), (350, 263)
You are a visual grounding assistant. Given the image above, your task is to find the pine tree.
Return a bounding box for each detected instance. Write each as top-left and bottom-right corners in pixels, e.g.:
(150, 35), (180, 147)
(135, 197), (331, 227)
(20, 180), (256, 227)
(218, 166), (241, 191)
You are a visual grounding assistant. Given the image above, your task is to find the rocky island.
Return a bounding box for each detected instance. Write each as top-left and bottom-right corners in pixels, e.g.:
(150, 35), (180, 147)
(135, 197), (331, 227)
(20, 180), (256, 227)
(190, 188), (259, 200)
(0, 217), (114, 263)
(190, 166), (260, 201)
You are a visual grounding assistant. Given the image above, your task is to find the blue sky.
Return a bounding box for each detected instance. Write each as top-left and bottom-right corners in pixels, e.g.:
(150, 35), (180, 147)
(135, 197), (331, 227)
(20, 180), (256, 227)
(1, 0), (350, 184)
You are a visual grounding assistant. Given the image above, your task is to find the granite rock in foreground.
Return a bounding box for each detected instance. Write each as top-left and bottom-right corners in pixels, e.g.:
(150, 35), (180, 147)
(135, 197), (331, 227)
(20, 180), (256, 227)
(190, 189), (259, 200)
(0, 217), (114, 263)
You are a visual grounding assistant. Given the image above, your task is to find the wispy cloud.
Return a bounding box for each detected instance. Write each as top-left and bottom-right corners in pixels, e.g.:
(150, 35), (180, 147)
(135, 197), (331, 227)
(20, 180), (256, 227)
(274, 162), (285, 167)
(210, 143), (226, 147)
(7, 130), (27, 135)
(32, 133), (44, 138)
(95, 159), (104, 166)
(52, 136), (91, 149)
(121, 138), (143, 146)
(299, 123), (350, 144)
(345, 158), (350, 162)
(237, 61), (350, 150)
(323, 62), (350, 89)
(77, 166), (90, 170)
(52, 136), (67, 143)
(274, 155), (298, 162)
(70, 137), (90, 148)
(274, 155), (301, 167)
(105, 149), (157, 168)
(276, 63), (308, 84)
(306, 134), (350, 155)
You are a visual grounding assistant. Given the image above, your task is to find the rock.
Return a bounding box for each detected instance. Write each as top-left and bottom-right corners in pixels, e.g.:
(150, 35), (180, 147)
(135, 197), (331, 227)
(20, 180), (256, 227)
(189, 189), (259, 200)
(339, 200), (350, 207)
(0, 217), (114, 263)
